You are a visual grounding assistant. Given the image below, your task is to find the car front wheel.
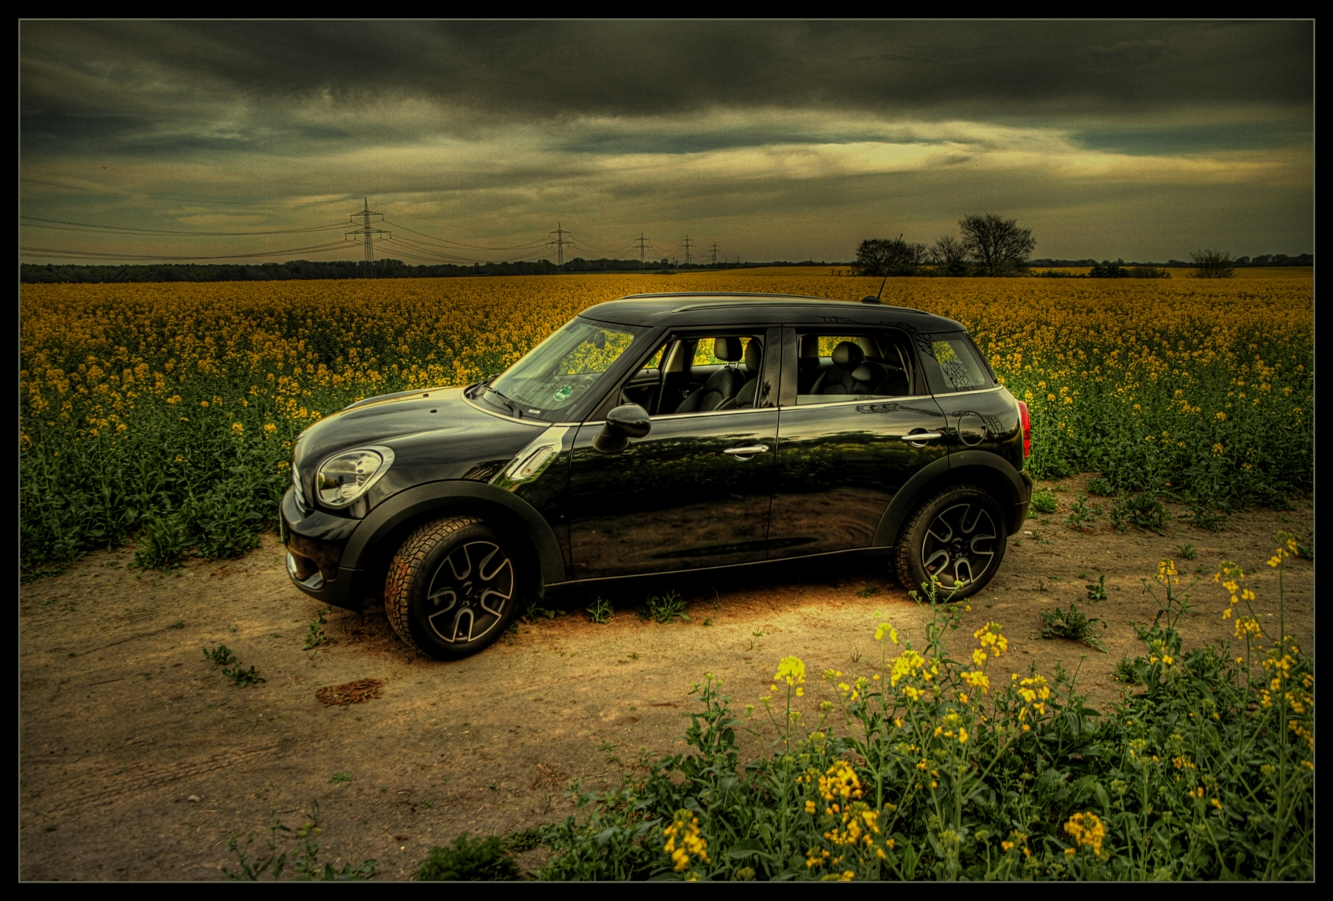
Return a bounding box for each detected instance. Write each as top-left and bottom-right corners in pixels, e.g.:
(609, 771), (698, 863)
(895, 486), (1007, 601)
(384, 516), (521, 660)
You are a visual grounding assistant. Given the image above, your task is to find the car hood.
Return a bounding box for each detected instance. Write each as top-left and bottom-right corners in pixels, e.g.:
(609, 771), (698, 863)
(292, 386), (546, 479)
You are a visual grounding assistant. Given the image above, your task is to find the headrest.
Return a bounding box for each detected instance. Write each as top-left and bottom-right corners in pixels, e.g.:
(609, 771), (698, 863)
(832, 341), (864, 367)
(713, 336), (744, 362)
(852, 362), (884, 384)
(744, 338), (763, 374)
(799, 335), (820, 359)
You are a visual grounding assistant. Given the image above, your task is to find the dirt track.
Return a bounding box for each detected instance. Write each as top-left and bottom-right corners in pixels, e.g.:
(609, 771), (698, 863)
(19, 475), (1313, 880)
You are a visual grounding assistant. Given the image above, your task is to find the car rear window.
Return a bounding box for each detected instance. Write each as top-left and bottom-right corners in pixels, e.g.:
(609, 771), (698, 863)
(921, 332), (995, 394)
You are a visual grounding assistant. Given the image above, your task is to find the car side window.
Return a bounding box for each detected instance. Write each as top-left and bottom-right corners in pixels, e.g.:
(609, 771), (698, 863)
(793, 330), (913, 404)
(591, 333), (766, 420)
(920, 332), (994, 394)
(653, 334), (764, 417)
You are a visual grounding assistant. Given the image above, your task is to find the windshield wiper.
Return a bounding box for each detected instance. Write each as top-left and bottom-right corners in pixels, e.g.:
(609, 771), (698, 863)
(479, 383), (521, 418)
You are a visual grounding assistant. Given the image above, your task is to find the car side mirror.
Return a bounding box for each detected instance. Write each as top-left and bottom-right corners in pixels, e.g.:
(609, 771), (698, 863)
(594, 403), (651, 453)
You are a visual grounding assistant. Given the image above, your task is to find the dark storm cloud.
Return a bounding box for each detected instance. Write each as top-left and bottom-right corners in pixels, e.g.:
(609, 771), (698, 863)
(18, 21), (1314, 263)
(23, 20), (1312, 123)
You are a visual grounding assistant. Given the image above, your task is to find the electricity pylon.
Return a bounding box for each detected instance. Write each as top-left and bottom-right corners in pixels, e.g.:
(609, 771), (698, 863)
(347, 198), (389, 264)
(548, 223), (572, 267)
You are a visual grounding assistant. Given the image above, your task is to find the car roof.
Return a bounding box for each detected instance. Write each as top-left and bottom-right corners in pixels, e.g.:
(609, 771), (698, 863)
(578, 293), (965, 332)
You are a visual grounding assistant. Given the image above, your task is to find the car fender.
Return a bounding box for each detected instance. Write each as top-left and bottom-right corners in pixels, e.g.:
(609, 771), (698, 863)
(342, 480), (567, 588)
(872, 451), (1030, 547)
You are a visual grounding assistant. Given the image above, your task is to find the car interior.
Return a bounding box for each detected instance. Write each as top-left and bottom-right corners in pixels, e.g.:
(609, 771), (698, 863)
(615, 335), (764, 417)
(796, 332), (914, 402)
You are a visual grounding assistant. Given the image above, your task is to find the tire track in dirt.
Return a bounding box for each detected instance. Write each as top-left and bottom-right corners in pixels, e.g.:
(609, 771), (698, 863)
(41, 744), (284, 814)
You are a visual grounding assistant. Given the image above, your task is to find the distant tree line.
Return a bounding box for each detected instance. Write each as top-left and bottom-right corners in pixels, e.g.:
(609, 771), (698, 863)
(1030, 252), (1312, 269)
(18, 255), (836, 284)
(19, 258), (562, 283)
(855, 213), (1311, 279)
(1041, 249), (1313, 280)
(855, 213), (1036, 277)
(1037, 260), (1171, 279)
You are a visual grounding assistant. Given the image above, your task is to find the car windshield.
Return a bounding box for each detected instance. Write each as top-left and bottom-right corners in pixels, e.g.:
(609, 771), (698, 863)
(484, 317), (650, 420)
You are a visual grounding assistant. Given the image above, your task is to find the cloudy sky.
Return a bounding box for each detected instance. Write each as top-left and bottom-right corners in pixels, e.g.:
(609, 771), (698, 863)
(20, 21), (1313, 265)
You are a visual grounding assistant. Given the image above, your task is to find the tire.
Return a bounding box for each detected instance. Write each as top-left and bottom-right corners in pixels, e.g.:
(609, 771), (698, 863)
(384, 516), (523, 660)
(894, 486), (1007, 601)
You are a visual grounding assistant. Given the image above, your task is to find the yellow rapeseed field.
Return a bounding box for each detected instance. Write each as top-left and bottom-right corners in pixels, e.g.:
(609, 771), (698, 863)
(19, 274), (1313, 570)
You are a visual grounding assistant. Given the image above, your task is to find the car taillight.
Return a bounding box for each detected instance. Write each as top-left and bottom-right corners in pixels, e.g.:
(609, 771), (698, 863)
(1017, 401), (1031, 459)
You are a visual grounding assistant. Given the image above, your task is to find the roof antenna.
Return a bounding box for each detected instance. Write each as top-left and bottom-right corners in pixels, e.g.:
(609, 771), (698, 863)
(861, 274), (888, 305)
(862, 233), (901, 304)
(863, 231), (906, 306)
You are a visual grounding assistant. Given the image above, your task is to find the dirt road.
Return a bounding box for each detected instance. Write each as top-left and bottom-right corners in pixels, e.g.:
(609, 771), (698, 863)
(19, 475), (1313, 880)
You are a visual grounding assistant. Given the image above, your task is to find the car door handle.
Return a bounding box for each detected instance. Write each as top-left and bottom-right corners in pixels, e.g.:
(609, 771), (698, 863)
(723, 444), (770, 457)
(900, 431), (943, 442)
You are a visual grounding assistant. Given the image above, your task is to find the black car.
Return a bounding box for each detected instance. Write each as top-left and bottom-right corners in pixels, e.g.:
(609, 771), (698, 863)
(281, 293), (1034, 659)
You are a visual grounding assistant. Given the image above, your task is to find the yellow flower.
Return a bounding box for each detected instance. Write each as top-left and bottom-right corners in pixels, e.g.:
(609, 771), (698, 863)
(774, 656), (806, 688)
(663, 810), (708, 872)
(1064, 812), (1105, 856)
(873, 622), (899, 644)
(231, 422), (244, 435)
(973, 622), (1007, 656)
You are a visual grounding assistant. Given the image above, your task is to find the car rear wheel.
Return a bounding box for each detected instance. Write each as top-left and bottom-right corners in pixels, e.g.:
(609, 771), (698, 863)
(894, 486), (1007, 601)
(384, 516), (521, 660)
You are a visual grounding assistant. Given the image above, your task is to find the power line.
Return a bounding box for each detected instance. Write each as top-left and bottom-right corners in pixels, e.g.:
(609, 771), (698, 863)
(20, 177), (346, 207)
(20, 240), (351, 263)
(20, 215), (348, 237)
(681, 235), (695, 266)
(380, 220), (547, 251)
(387, 235), (537, 264)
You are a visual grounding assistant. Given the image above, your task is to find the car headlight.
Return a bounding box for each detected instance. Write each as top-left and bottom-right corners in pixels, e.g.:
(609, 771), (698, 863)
(316, 446), (395, 508)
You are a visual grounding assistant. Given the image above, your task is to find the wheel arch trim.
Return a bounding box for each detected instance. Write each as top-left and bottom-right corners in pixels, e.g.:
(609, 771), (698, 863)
(873, 452), (1029, 547)
(343, 480), (567, 588)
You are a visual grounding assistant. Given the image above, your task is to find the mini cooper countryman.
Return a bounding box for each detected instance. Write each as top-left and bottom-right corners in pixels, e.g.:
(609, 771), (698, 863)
(281, 293), (1034, 659)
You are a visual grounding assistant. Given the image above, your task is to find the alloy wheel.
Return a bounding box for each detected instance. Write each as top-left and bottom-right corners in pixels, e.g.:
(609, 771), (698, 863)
(424, 540), (515, 644)
(919, 502), (998, 590)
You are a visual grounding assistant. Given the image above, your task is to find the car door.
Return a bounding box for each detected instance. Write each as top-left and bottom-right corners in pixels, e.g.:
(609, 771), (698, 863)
(767, 326), (951, 558)
(564, 328), (781, 579)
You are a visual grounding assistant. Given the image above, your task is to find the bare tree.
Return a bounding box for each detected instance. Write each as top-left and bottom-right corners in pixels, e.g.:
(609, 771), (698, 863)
(854, 237), (926, 276)
(928, 235), (970, 276)
(1189, 249), (1236, 278)
(958, 214), (1036, 276)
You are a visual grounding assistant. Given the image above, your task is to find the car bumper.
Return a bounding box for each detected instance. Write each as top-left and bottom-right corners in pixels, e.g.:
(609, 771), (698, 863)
(1015, 469), (1035, 529)
(281, 487), (370, 612)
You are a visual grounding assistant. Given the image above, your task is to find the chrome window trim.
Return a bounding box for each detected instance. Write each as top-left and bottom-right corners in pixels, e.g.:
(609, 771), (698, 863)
(787, 393), (934, 409)
(581, 404), (778, 427)
(928, 385), (1005, 398)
